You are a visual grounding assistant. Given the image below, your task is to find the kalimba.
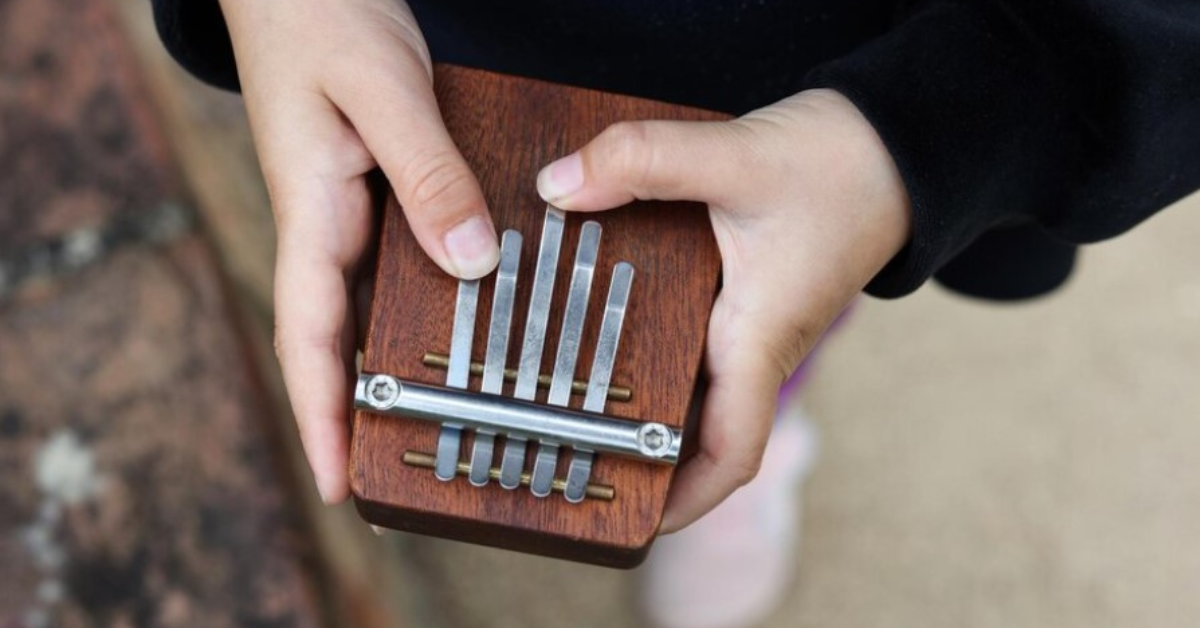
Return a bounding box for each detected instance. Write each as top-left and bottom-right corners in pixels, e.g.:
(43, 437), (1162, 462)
(350, 66), (723, 568)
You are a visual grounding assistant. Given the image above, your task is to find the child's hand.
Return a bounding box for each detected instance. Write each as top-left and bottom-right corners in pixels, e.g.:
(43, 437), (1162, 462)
(536, 89), (912, 532)
(221, 0), (500, 503)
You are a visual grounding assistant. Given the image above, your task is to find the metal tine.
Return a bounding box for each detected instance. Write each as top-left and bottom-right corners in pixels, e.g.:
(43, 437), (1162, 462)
(500, 208), (565, 489)
(469, 230), (522, 486)
(531, 221), (601, 497)
(435, 278), (480, 481)
(564, 262), (634, 503)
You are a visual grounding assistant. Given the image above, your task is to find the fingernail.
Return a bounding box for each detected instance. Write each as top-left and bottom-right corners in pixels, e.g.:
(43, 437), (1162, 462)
(444, 216), (500, 279)
(369, 525), (387, 537)
(537, 152), (585, 203)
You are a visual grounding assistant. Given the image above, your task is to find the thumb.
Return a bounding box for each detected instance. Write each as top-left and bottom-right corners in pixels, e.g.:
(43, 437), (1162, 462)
(332, 68), (499, 279)
(537, 120), (748, 211)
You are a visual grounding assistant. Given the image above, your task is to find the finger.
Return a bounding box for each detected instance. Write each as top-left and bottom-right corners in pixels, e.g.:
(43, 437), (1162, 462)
(330, 62), (499, 279)
(659, 302), (792, 533)
(250, 91), (375, 505)
(272, 170), (373, 505)
(275, 239), (357, 505)
(536, 120), (750, 210)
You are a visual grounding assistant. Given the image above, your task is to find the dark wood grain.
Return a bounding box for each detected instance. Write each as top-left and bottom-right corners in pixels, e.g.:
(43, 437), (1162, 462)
(350, 65), (725, 567)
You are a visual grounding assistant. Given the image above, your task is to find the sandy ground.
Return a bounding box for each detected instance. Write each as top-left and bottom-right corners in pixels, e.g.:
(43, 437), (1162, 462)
(399, 191), (1200, 628)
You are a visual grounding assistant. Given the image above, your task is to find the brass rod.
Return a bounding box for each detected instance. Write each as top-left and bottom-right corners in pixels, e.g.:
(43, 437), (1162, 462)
(422, 352), (632, 402)
(402, 450), (616, 501)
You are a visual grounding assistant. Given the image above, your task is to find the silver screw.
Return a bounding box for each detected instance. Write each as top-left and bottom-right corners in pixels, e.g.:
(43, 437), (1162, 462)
(636, 423), (673, 458)
(365, 375), (400, 409)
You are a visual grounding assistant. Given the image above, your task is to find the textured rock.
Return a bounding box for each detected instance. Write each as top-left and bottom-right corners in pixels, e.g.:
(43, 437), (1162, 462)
(0, 240), (323, 628)
(0, 0), (178, 252)
(111, 0), (278, 312)
(0, 0), (324, 624)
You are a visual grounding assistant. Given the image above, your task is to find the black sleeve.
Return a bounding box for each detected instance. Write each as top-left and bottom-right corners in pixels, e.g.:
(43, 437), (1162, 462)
(151, 0), (239, 91)
(150, 0), (1200, 300)
(806, 0), (1200, 298)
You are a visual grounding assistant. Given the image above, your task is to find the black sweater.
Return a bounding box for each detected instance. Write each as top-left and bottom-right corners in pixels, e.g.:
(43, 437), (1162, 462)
(151, 0), (1200, 300)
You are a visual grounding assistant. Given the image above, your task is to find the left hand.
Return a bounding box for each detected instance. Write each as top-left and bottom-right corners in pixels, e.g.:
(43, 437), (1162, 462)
(536, 89), (912, 532)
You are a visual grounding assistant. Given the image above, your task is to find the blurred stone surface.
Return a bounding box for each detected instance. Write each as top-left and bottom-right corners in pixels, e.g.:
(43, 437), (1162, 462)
(108, 5), (422, 627)
(112, 0), (277, 314)
(0, 241), (322, 628)
(0, 0), (326, 625)
(0, 0), (178, 253)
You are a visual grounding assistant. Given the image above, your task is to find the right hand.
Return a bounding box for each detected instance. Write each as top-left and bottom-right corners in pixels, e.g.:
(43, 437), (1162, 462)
(220, 0), (499, 504)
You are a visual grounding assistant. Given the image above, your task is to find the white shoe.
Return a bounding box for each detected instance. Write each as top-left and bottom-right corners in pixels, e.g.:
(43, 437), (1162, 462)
(640, 406), (819, 628)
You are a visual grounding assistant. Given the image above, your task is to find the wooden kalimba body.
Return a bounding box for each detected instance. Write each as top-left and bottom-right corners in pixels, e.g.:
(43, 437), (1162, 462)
(350, 66), (723, 568)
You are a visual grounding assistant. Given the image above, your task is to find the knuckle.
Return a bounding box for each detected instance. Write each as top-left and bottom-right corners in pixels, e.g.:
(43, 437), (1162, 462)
(273, 323), (341, 364)
(728, 451), (765, 487)
(762, 332), (811, 385)
(749, 314), (818, 386)
(703, 447), (764, 489)
(265, 182), (301, 231)
(598, 121), (653, 182)
(699, 436), (767, 489)
(404, 153), (475, 215)
(272, 326), (289, 362)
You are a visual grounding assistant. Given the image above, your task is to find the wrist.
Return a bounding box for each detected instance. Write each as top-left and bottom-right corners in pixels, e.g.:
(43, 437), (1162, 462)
(807, 89), (910, 244)
(791, 88), (913, 286)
